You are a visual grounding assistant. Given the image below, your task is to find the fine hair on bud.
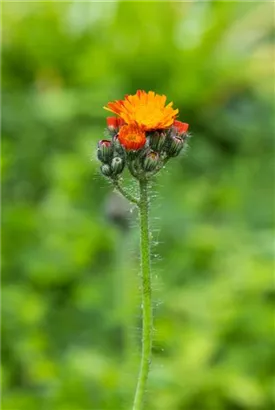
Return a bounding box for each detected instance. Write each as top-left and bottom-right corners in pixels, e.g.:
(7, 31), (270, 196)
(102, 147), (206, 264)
(142, 150), (160, 172)
(166, 135), (184, 157)
(100, 163), (112, 177)
(97, 140), (113, 164)
(111, 156), (125, 175)
(149, 131), (166, 152)
(112, 134), (125, 156)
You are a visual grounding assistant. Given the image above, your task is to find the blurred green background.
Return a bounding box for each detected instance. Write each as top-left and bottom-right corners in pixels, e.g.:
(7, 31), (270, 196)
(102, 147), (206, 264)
(2, 2), (274, 410)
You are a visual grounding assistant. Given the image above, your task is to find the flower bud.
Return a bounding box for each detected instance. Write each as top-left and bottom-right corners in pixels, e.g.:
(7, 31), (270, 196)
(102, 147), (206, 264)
(106, 117), (125, 131)
(111, 156), (125, 175)
(142, 151), (160, 172)
(113, 134), (125, 156)
(166, 136), (184, 157)
(149, 131), (166, 151)
(100, 164), (112, 177)
(97, 140), (113, 163)
(173, 120), (189, 136)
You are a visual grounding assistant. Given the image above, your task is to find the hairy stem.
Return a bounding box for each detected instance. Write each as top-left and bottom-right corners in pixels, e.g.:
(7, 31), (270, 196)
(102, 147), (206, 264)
(112, 178), (139, 205)
(133, 179), (153, 410)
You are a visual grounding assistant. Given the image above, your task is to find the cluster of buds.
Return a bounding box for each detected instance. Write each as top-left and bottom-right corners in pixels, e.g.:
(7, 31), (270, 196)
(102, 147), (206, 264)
(97, 118), (189, 180)
(97, 138), (125, 178)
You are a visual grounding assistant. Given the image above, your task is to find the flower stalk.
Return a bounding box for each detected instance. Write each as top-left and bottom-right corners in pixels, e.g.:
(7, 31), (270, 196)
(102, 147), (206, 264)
(133, 178), (153, 410)
(96, 90), (190, 410)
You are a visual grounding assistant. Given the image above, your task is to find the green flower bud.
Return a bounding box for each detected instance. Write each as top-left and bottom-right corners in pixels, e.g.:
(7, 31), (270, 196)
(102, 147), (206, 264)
(142, 151), (160, 172)
(113, 134), (125, 156)
(97, 140), (113, 163)
(149, 131), (166, 151)
(111, 156), (125, 175)
(100, 164), (112, 177)
(166, 136), (184, 157)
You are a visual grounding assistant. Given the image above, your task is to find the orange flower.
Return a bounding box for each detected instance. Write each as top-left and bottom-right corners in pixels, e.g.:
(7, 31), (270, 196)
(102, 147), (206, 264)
(106, 117), (125, 129)
(173, 120), (189, 134)
(118, 123), (146, 150)
(104, 90), (179, 131)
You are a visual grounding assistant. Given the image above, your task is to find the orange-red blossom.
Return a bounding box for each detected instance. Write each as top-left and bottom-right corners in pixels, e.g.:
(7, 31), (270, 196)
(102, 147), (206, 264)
(104, 90), (188, 150)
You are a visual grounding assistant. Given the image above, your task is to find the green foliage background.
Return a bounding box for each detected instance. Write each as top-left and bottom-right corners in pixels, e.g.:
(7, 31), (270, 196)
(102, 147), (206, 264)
(2, 2), (274, 410)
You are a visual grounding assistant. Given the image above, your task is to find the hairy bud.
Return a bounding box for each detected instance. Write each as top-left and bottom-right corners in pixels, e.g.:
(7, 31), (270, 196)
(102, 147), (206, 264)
(112, 134), (125, 156)
(149, 131), (166, 152)
(142, 151), (160, 172)
(100, 164), (112, 177)
(166, 136), (184, 157)
(97, 140), (113, 163)
(111, 156), (125, 175)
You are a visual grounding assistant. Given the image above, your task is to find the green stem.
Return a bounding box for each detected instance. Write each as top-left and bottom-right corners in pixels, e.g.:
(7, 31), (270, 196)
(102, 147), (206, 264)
(133, 179), (153, 410)
(112, 178), (139, 206)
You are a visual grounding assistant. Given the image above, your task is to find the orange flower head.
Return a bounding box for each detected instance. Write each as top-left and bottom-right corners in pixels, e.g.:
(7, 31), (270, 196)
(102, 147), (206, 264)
(118, 123), (146, 151)
(104, 90), (179, 131)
